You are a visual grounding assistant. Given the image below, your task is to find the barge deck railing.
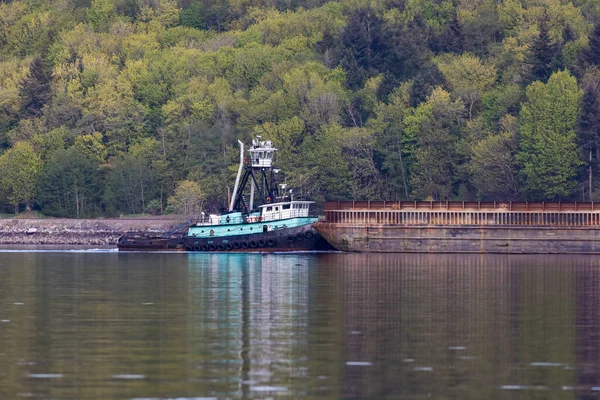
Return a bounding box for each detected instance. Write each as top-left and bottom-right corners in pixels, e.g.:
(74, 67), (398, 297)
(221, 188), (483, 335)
(323, 201), (600, 227)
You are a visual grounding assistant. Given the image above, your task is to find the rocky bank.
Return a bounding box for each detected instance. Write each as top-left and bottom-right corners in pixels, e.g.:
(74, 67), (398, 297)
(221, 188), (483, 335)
(0, 218), (186, 245)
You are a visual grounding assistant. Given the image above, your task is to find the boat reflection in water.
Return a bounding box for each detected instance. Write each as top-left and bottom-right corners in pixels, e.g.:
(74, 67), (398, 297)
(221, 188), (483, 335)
(0, 252), (599, 398)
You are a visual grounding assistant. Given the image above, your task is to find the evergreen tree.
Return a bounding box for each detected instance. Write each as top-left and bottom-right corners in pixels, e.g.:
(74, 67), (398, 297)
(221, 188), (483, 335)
(19, 57), (52, 118)
(526, 12), (558, 83)
(581, 23), (600, 67)
(577, 77), (600, 199)
(338, 8), (389, 90)
(436, 11), (465, 54)
(387, 15), (433, 84)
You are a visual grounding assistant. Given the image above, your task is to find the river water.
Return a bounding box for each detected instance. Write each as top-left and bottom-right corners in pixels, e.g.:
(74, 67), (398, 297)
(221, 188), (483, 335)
(0, 250), (598, 399)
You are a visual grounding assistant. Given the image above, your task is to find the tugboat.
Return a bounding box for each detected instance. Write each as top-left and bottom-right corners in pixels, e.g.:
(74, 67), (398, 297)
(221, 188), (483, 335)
(117, 137), (332, 252)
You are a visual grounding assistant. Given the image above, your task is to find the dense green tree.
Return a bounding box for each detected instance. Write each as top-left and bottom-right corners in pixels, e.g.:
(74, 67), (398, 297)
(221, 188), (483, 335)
(469, 116), (520, 199)
(291, 124), (351, 204)
(166, 179), (205, 214)
(369, 84), (411, 199)
(37, 148), (101, 217)
(404, 87), (464, 200)
(0, 142), (42, 213)
(434, 53), (496, 119)
(517, 70), (583, 199)
(180, 0), (230, 31)
(104, 138), (161, 214)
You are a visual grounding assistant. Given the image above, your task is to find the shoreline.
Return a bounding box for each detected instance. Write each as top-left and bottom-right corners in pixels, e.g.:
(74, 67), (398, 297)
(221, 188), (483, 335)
(0, 217), (186, 245)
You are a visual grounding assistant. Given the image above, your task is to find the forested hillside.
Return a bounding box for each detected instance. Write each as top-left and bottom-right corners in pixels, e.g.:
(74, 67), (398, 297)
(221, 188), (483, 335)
(1, 0), (600, 217)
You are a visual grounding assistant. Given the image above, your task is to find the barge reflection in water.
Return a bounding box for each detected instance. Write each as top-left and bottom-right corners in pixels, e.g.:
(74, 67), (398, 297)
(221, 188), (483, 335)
(0, 252), (599, 398)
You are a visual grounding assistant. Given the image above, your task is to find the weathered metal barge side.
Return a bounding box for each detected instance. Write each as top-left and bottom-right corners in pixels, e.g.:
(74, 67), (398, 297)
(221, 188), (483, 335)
(313, 201), (600, 254)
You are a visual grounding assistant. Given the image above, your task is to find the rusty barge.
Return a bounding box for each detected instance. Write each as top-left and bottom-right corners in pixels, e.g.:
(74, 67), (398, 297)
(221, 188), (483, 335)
(313, 201), (600, 254)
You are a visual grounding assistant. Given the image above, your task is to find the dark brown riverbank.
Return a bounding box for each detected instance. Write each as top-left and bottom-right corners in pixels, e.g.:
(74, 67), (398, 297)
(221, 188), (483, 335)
(0, 217), (186, 245)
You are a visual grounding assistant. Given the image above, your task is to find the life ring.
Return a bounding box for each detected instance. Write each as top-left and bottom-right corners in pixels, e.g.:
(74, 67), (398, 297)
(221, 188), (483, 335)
(266, 197), (271, 203)
(304, 231), (314, 239)
(225, 243), (233, 251)
(295, 232), (304, 240)
(209, 244), (217, 251)
(258, 239), (266, 247)
(217, 244), (225, 251)
(241, 241), (249, 249)
(258, 216), (262, 222)
(250, 240), (258, 248)
(185, 246), (193, 251)
(201, 244), (209, 251)
(267, 238), (276, 247)
(233, 242), (241, 249)
(287, 236), (295, 243)
(194, 245), (201, 251)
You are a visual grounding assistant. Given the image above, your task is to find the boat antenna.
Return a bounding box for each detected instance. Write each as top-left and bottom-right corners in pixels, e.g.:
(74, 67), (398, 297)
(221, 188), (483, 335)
(229, 140), (244, 211)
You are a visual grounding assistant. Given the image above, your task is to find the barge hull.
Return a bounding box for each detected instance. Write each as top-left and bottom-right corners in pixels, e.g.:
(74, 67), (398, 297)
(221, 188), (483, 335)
(314, 223), (600, 254)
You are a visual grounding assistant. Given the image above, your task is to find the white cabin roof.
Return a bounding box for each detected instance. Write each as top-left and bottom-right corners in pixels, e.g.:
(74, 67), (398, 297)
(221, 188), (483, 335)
(257, 200), (314, 208)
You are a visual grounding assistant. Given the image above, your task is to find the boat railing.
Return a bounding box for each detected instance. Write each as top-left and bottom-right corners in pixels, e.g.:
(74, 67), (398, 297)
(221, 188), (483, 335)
(190, 210), (315, 226)
(191, 215), (246, 226)
(260, 209), (313, 221)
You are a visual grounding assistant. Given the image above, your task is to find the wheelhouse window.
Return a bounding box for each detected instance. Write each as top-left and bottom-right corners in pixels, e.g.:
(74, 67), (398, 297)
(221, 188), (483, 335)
(266, 206), (272, 211)
(283, 204), (291, 210)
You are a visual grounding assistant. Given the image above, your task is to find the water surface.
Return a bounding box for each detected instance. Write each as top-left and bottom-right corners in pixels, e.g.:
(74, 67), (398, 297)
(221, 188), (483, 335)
(0, 251), (598, 399)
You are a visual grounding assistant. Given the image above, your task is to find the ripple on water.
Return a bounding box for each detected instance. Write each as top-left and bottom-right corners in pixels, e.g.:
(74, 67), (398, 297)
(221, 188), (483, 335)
(111, 374), (145, 379)
(499, 385), (548, 390)
(530, 362), (563, 367)
(27, 374), (63, 379)
(346, 361), (372, 366)
(131, 398), (218, 400)
(250, 386), (289, 392)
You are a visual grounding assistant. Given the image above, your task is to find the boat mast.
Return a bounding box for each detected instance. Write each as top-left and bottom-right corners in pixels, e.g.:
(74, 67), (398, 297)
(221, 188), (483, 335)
(229, 140), (245, 212)
(229, 136), (278, 214)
